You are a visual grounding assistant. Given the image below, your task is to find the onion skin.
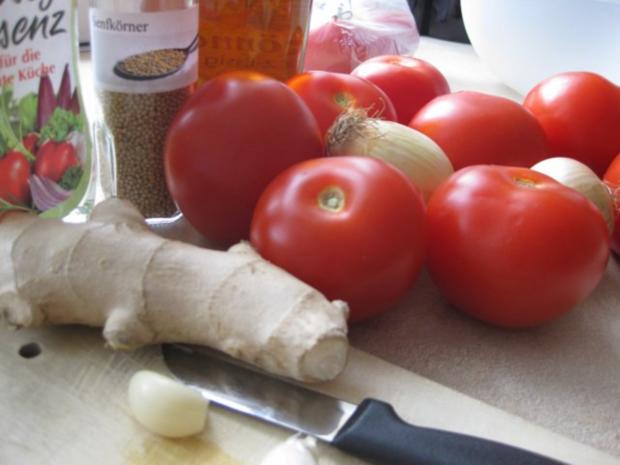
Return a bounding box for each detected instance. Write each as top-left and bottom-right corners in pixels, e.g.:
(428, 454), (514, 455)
(327, 111), (453, 202)
(532, 157), (615, 233)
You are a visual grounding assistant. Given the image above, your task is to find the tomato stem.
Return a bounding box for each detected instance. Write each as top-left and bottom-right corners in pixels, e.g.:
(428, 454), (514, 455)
(513, 177), (537, 188)
(334, 92), (354, 110)
(318, 186), (345, 212)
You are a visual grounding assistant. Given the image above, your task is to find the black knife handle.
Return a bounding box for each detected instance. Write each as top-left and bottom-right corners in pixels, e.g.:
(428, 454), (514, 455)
(332, 399), (568, 465)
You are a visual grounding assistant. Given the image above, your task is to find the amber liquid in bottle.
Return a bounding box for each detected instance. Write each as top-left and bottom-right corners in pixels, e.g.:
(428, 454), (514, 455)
(198, 0), (313, 82)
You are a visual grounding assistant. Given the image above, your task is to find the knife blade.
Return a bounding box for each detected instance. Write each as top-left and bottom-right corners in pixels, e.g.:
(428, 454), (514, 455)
(162, 344), (568, 465)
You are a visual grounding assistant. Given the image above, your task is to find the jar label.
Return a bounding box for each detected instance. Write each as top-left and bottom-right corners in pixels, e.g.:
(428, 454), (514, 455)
(0, 0), (93, 218)
(90, 7), (199, 94)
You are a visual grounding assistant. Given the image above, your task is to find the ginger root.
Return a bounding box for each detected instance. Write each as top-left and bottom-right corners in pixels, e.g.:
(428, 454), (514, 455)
(0, 199), (349, 382)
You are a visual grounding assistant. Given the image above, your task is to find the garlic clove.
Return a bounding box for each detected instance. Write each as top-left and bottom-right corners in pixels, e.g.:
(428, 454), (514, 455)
(260, 434), (318, 465)
(128, 370), (209, 438)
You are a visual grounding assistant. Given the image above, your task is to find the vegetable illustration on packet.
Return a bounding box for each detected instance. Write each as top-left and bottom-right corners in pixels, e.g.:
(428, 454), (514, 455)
(1, 67), (86, 213)
(0, 0), (92, 218)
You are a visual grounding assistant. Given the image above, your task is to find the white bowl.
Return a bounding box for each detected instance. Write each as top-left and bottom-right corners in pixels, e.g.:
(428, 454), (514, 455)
(461, 0), (620, 96)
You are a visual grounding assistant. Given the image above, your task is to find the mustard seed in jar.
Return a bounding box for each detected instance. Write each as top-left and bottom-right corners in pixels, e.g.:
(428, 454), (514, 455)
(97, 88), (190, 217)
(90, 0), (198, 218)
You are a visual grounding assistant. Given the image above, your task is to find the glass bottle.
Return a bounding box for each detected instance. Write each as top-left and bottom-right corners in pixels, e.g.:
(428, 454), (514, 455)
(89, 0), (199, 218)
(0, 0), (99, 221)
(198, 0), (313, 83)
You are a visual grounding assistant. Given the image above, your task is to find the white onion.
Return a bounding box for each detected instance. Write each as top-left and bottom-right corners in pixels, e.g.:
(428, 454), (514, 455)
(531, 157), (615, 232)
(327, 111), (453, 202)
(260, 435), (318, 465)
(128, 370), (209, 438)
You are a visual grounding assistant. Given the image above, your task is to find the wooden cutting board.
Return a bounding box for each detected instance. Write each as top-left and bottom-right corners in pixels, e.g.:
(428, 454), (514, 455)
(1, 323), (617, 465)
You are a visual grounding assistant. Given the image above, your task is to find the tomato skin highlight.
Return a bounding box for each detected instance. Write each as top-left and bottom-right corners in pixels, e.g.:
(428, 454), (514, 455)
(426, 165), (610, 328)
(287, 71), (398, 138)
(603, 153), (620, 255)
(165, 72), (323, 248)
(352, 55), (450, 125)
(409, 91), (548, 171)
(250, 156), (427, 323)
(524, 72), (620, 177)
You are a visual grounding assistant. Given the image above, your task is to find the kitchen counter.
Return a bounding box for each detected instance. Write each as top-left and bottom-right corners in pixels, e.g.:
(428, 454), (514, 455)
(2, 37), (619, 464)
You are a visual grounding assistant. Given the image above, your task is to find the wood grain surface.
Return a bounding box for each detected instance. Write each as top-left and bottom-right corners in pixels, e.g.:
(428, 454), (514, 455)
(2, 323), (617, 465)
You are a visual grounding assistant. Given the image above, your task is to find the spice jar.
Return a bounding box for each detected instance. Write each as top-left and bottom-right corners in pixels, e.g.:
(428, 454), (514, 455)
(198, 0), (313, 82)
(89, 0), (199, 218)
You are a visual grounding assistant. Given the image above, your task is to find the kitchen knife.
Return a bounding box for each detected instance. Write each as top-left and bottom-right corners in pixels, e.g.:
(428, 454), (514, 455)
(162, 344), (567, 465)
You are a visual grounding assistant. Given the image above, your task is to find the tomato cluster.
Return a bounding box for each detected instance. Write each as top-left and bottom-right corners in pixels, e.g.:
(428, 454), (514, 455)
(165, 57), (619, 327)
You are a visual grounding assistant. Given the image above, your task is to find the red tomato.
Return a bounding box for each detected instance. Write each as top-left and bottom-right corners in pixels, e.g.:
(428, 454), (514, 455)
(409, 91), (548, 171)
(35, 141), (79, 183)
(0, 150), (31, 206)
(165, 72), (323, 248)
(287, 71), (397, 138)
(427, 165), (610, 328)
(352, 55), (450, 125)
(524, 72), (620, 177)
(251, 156), (427, 323)
(603, 153), (620, 255)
